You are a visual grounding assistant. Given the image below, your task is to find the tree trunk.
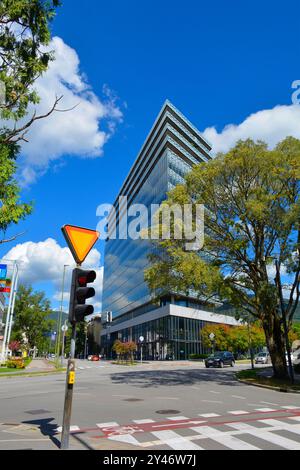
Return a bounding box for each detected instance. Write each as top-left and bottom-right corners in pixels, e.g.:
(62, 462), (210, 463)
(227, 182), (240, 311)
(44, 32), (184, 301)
(263, 313), (288, 380)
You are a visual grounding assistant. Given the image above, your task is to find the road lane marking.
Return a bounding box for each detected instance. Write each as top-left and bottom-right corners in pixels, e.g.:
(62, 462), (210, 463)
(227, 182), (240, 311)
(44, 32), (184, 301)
(56, 425), (80, 433)
(96, 422), (119, 428)
(259, 419), (300, 436)
(255, 408), (276, 413)
(133, 419), (155, 424)
(199, 413), (220, 418)
(281, 406), (300, 410)
(228, 422), (300, 450)
(152, 430), (203, 450)
(232, 395), (246, 400)
(228, 411), (250, 415)
(167, 416), (189, 421)
(191, 425), (259, 450)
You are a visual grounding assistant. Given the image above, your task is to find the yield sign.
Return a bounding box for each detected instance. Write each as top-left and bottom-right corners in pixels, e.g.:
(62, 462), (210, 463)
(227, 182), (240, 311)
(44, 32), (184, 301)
(62, 225), (100, 265)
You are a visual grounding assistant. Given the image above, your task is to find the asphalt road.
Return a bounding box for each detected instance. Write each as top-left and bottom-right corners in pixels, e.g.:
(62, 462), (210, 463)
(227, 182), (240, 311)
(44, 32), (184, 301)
(0, 360), (299, 450)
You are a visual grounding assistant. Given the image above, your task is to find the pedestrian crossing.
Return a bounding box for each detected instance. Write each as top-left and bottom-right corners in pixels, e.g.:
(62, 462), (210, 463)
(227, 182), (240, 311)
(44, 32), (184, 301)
(55, 406), (300, 450)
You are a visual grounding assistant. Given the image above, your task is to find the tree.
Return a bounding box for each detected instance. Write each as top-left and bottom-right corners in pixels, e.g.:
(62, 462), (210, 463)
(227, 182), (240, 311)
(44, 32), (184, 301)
(0, 0), (61, 143)
(11, 284), (54, 353)
(0, 141), (32, 244)
(112, 340), (137, 364)
(0, 0), (61, 244)
(8, 340), (21, 356)
(145, 138), (300, 380)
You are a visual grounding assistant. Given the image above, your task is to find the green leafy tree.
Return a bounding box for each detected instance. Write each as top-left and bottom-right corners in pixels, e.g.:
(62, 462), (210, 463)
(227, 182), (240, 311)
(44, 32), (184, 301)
(0, 0), (61, 244)
(0, 0), (61, 143)
(11, 284), (54, 353)
(0, 141), (32, 243)
(145, 138), (300, 379)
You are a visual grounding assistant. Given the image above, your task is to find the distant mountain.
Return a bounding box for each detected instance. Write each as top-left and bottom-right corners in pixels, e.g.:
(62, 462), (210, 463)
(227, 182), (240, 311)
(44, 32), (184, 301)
(48, 311), (68, 323)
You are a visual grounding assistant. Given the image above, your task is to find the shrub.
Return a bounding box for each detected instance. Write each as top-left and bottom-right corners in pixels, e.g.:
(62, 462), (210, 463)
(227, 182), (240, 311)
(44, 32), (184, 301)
(189, 354), (209, 360)
(6, 358), (25, 369)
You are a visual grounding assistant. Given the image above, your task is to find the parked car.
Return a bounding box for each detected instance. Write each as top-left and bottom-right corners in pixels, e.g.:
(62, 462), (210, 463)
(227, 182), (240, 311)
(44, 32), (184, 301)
(87, 355), (93, 361)
(91, 355), (100, 362)
(205, 351), (235, 368)
(255, 352), (270, 364)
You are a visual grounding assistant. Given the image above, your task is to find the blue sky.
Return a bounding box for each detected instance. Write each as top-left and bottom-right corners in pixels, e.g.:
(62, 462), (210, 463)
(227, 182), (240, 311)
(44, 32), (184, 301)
(1, 0), (300, 310)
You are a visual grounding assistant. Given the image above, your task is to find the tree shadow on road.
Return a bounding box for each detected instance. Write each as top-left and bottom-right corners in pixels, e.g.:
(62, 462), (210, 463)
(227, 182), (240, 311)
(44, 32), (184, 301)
(110, 368), (244, 389)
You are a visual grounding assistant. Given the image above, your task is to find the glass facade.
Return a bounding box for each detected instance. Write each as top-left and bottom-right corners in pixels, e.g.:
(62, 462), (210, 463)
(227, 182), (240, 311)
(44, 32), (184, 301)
(102, 101), (212, 321)
(102, 315), (208, 361)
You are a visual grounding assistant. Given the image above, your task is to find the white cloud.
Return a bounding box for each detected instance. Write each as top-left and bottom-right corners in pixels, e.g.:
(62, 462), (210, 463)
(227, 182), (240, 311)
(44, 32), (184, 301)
(3, 238), (103, 311)
(18, 37), (123, 185)
(202, 104), (300, 154)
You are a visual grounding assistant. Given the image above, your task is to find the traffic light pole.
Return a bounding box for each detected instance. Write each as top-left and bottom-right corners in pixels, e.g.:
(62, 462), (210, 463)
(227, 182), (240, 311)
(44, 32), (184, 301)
(61, 322), (76, 450)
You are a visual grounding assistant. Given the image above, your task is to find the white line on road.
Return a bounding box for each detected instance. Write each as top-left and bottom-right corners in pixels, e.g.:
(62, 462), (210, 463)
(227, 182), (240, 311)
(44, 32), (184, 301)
(228, 411), (250, 415)
(232, 395), (246, 400)
(152, 430), (204, 450)
(228, 421), (300, 450)
(199, 413), (220, 418)
(96, 422), (119, 428)
(132, 419), (155, 424)
(167, 416), (189, 421)
(191, 425), (259, 450)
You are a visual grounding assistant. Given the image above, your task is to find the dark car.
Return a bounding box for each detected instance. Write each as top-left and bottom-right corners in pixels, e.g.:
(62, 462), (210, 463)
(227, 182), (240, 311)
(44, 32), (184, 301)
(205, 351), (235, 368)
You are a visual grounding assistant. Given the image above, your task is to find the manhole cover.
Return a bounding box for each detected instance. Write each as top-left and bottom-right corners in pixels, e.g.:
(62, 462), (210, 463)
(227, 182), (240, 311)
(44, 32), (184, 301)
(156, 410), (181, 415)
(123, 398), (144, 402)
(25, 409), (51, 415)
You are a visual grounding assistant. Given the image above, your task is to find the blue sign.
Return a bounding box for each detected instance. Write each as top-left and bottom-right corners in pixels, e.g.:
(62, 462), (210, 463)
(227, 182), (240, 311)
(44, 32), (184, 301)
(0, 265), (7, 281)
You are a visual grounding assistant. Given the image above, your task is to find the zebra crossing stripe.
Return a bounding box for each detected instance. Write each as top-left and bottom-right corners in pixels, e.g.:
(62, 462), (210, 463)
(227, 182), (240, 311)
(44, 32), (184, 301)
(109, 434), (141, 446)
(228, 421), (300, 450)
(199, 413), (220, 418)
(191, 425), (259, 450)
(152, 430), (204, 450)
(255, 408), (276, 413)
(228, 411), (249, 415)
(259, 419), (300, 436)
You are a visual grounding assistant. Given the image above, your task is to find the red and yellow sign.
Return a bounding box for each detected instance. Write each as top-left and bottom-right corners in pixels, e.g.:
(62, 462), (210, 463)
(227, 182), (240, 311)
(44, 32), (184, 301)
(62, 225), (100, 265)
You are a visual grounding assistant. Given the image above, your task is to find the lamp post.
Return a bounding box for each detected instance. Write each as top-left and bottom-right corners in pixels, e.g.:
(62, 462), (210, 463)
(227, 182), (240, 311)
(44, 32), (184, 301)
(274, 258), (295, 384)
(55, 264), (69, 366)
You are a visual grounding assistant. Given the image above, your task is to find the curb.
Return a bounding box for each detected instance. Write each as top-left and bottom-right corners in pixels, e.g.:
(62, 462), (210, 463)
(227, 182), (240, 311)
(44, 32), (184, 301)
(237, 378), (300, 394)
(0, 369), (66, 379)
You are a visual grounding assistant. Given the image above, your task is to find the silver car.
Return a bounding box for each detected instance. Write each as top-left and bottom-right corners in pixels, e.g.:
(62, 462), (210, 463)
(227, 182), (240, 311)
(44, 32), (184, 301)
(255, 352), (270, 364)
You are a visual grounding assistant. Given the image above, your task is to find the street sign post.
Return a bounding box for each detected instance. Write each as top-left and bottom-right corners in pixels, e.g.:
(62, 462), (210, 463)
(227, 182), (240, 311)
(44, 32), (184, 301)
(60, 225), (99, 450)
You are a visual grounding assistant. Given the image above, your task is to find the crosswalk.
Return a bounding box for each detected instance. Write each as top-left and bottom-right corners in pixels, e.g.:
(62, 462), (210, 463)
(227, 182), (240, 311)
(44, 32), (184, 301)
(55, 406), (300, 450)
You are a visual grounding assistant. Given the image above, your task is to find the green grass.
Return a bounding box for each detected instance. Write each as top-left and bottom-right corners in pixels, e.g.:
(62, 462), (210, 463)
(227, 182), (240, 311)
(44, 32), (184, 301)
(237, 369), (300, 392)
(0, 368), (66, 378)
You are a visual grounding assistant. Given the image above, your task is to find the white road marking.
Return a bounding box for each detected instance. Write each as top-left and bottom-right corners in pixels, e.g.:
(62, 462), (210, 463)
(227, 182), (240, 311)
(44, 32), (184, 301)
(153, 421), (206, 429)
(199, 413), (220, 418)
(232, 395), (246, 400)
(96, 422), (119, 428)
(259, 419), (300, 436)
(228, 410), (249, 415)
(167, 416), (189, 421)
(260, 401), (279, 406)
(255, 408), (276, 413)
(289, 417), (300, 422)
(191, 425), (259, 450)
(228, 421), (300, 450)
(109, 434), (141, 446)
(209, 391), (221, 394)
(56, 425), (80, 433)
(281, 406), (300, 410)
(152, 430), (203, 450)
(132, 419), (155, 424)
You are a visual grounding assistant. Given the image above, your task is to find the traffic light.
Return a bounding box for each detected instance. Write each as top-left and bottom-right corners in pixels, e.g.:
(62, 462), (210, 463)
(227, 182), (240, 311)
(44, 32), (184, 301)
(69, 268), (97, 324)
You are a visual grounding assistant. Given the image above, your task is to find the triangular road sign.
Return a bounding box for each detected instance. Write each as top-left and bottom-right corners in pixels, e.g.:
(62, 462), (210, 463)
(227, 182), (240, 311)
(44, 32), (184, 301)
(62, 225), (100, 265)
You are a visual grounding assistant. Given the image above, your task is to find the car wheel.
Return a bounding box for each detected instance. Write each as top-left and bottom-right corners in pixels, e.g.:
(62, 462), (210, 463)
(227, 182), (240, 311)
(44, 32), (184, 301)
(219, 361), (224, 368)
(205, 365), (209, 368)
(231, 361), (235, 367)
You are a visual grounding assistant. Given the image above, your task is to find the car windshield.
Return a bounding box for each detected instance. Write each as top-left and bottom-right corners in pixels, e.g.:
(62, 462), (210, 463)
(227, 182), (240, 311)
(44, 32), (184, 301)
(212, 352), (224, 358)
(258, 353), (267, 357)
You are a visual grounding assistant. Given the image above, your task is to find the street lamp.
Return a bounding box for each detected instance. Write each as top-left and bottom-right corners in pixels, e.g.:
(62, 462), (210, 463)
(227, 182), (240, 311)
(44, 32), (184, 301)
(55, 264), (70, 366)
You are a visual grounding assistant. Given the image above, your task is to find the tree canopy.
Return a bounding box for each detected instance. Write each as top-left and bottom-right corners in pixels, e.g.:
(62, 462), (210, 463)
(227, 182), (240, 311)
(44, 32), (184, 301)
(145, 137), (300, 379)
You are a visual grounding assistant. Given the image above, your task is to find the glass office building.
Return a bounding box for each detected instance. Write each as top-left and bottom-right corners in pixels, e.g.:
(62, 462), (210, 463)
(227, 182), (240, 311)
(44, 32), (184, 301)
(101, 101), (240, 359)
